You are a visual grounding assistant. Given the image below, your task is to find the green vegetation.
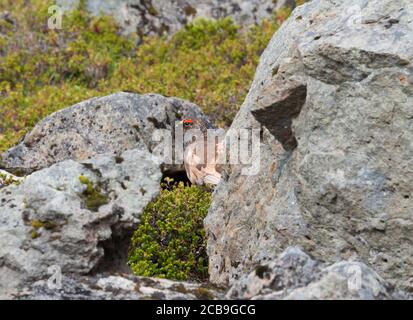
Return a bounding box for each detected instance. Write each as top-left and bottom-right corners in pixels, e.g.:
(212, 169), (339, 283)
(29, 219), (57, 239)
(0, 171), (21, 187)
(128, 181), (211, 281)
(0, 0), (293, 153)
(79, 175), (109, 211)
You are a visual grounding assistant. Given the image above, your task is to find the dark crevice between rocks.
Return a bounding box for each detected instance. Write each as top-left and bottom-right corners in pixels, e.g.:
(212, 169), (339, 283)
(0, 160), (35, 177)
(252, 84), (307, 151)
(90, 229), (134, 275)
(161, 169), (192, 189)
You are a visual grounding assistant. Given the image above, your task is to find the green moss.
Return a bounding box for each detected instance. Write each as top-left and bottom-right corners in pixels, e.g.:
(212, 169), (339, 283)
(30, 230), (40, 239)
(128, 181), (211, 281)
(31, 219), (45, 229)
(0, 0), (292, 153)
(79, 175), (109, 211)
(29, 217), (60, 239)
(79, 175), (90, 185)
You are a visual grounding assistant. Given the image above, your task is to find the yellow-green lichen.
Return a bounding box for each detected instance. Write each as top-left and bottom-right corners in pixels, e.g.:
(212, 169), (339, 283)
(0, 172), (21, 187)
(31, 219), (57, 230)
(29, 219), (58, 238)
(79, 175), (109, 211)
(30, 230), (40, 239)
(31, 219), (45, 229)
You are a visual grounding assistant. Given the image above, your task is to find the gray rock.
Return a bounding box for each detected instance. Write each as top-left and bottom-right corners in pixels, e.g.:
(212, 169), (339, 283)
(56, 0), (298, 36)
(225, 247), (321, 299)
(206, 0), (413, 293)
(1, 92), (208, 174)
(283, 261), (391, 300)
(227, 247), (392, 300)
(16, 274), (221, 300)
(0, 148), (161, 299)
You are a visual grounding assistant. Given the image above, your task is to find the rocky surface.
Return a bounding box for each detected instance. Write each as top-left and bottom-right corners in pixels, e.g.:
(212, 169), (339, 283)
(0, 91), (219, 300)
(1, 0), (412, 301)
(226, 247), (394, 300)
(16, 274), (221, 300)
(205, 0), (413, 293)
(0, 90), (220, 299)
(0, 148), (161, 299)
(1, 92), (208, 174)
(57, 0), (298, 36)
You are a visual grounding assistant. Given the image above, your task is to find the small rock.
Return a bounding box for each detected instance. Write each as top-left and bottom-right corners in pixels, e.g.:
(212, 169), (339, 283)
(16, 274), (222, 300)
(226, 247), (397, 300)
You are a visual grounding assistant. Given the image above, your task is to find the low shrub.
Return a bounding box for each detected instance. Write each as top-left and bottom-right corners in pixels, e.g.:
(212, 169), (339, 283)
(128, 181), (211, 281)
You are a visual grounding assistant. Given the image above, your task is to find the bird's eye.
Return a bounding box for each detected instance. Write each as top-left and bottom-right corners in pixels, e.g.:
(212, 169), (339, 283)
(183, 119), (193, 127)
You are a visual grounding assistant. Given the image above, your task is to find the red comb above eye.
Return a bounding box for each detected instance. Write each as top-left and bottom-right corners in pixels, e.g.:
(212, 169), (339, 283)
(183, 119), (193, 123)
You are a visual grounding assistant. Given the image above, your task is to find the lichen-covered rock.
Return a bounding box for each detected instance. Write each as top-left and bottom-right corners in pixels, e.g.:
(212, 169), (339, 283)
(225, 247), (321, 299)
(226, 247), (393, 300)
(0, 169), (23, 189)
(57, 0), (298, 36)
(16, 274), (221, 300)
(206, 0), (413, 292)
(1, 92), (208, 174)
(0, 148), (161, 299)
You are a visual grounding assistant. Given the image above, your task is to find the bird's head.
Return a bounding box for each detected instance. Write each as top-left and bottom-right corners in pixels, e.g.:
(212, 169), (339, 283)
(180, 118), (209, 134)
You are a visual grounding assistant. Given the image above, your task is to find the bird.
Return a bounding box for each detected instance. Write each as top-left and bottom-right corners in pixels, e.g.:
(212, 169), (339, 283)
(181, 119), (224, 186)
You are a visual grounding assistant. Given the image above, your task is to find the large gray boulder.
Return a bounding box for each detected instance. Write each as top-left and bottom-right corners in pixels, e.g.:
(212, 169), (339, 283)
(205, 0), (413, 292)
(0, 148), (161, 299)
(1, 92), (208, 174)
(56, 0), (297, 36)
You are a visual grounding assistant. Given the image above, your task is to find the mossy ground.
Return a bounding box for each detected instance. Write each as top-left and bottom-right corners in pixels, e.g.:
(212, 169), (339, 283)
(0, 0), (294, 153)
